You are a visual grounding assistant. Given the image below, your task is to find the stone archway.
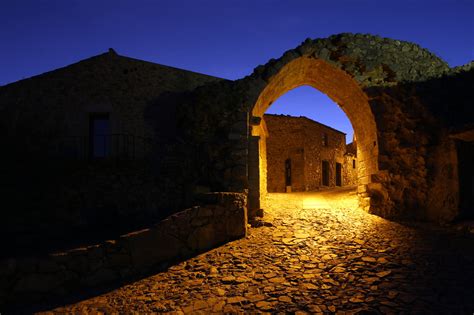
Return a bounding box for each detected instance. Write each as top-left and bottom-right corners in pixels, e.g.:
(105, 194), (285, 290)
(248, 57), (378, 216)
(170, 33), (457, 222)
(239, 33), (450, 220)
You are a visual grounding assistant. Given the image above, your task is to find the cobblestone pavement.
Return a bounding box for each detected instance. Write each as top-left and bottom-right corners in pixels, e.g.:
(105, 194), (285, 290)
(40, 187), (474, 314)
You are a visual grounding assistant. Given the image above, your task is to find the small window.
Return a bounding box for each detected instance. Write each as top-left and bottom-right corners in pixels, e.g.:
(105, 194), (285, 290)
(89, 113), (110, 158)
(353, 159), (356, 169)
(322, 133), (328, 147)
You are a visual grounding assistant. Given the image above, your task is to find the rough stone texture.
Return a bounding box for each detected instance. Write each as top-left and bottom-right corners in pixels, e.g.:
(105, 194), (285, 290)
(264, 114), (354, 192)
(32, 190), (474, 314)
(4, 160), (173, 258)
(0, 50), (224, 246)
(0, 34), (473, 297)
(2, 33), (472, 225)
(168, 33), (471, 221)
(0, 50), (222, 160)
(343, 149), (358, 187)
(0, 192), (247, 309)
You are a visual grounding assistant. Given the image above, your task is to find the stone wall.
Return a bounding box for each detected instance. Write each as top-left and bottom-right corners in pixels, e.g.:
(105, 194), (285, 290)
(0, 192), (247, 309)
(0, 49), (224, 237)
(169, 33), (472, 221)
(343, 153), (358, 186)
(265, 114), (306, 192)
(264, 114), (349, 192)
(302, 117), (348, 190)
(0, 32), (472, 266)
(1, 159), (192, 258)
(0, 49), (222, 153)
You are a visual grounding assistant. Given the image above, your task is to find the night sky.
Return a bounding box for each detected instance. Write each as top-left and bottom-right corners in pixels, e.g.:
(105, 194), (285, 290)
(1, 0), (473, 142)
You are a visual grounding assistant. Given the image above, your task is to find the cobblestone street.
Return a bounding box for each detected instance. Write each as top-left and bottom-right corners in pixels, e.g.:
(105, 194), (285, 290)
(39, 187), (474, 314)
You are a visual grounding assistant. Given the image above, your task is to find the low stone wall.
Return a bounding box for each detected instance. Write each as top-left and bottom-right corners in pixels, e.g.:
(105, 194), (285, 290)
(0, 192), (247, 309)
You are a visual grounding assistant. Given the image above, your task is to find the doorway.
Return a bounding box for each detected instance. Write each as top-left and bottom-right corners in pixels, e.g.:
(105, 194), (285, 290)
(336, 162), (342, 186)
(285, 158), (292, 192)
(322, 160), (330, 186)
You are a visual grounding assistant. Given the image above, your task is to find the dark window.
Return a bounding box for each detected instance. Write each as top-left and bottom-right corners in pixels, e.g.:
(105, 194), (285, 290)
(322, 160), (330, 186)
(322, 133), (328, 147)
(285, 158), (292, 186)
(353, 159), (356, 169)
(89, 113), (110, 158)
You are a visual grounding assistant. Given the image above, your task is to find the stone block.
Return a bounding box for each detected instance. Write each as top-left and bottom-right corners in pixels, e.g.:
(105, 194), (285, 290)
(0, 258), (16, 277)
(188, 224), (216, 251)
(37, 259), (61, 273)
(87, 244), (105, 260)
(357, 184), (368, 193)
(81, 268), (117, 287)
(16, 258), (38, 273)
(191, 216), (209, 227)
(107, 252), (131, 268)
(121, 228), (182, 269)
(197, 206), (213, 217)
(64, 252), (89, 274)
(14, 272), (62, 293)
(371, 170), (390, 183)
(225, 212), (246, 238)
(367, 182), (383, 192)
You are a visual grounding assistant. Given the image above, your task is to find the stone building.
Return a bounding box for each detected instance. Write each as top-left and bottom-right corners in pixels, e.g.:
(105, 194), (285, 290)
(343, 141), (358, 187)
(264, 114), (357, 192)
(0, 48), (224, 254)
(1, 33), (473, 307)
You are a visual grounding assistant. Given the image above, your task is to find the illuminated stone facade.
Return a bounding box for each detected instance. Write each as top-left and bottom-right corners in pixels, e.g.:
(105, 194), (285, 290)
(264, 114), (357, 192)
(1, 33), (473, 308)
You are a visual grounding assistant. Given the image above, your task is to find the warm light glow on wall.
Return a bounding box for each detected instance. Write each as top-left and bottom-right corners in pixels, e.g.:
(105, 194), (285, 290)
(251, 57), (379, 212)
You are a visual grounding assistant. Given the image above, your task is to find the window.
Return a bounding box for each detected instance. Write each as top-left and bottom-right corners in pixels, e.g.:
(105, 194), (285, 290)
(89, 113), (110, 158)
(322, 133), (328, 147)
(353, 159), (356, 169)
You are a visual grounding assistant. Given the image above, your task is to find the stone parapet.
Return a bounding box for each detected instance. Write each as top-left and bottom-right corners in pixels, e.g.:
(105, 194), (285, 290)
(0, 192), (247, 309)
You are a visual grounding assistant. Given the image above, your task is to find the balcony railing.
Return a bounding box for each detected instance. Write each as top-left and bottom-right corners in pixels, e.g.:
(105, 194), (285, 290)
(52, 134), (153, 160)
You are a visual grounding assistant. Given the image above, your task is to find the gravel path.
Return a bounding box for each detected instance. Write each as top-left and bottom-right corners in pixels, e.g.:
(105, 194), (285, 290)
(40, 188), (474, 314)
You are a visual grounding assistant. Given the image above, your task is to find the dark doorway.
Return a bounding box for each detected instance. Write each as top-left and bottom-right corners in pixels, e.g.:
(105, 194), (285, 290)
(457, 140), (474, 219)
(89, 113), (110, 158)
(336, 162), (342, 186)
(322, 160), (329, 186)
(285, 158), (292, 187)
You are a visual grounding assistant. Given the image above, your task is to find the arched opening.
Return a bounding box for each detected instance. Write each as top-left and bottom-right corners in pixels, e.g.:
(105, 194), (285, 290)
(264, 85), (356, 192)
(248, 57), (378, 217)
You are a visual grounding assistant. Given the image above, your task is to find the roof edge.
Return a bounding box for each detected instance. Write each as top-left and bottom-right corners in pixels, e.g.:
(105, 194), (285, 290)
(263, 113), (347, 135)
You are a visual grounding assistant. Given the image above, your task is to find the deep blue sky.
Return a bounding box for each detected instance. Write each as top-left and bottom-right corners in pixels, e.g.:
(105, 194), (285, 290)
(1, 0), (473, 142)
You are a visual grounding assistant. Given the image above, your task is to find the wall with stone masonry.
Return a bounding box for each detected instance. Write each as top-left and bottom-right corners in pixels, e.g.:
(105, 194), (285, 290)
(343, 153), (358, 187)
(1, 160), (184, 258)
(170, 33), (472, 221)
(1, 34), (472, 310)
(302, 116), (347, 190)
(0, 49), (222, 153)
(0, 192), (247, 309)
(0, 33), (472, 275)
(264, 114), (349, 192)
(0, 49), (224, 239)
(265, 114), (305, 192)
